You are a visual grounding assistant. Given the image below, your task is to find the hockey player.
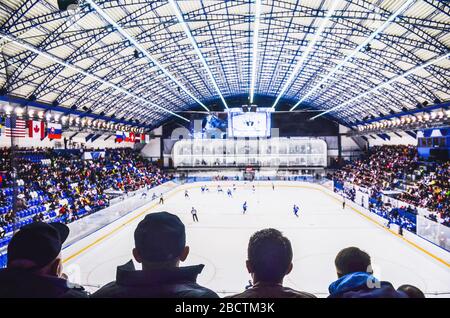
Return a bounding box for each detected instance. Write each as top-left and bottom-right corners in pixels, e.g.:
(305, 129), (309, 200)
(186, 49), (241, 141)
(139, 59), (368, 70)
(242, 201), (248, 214)
(159, 193), (164, 205)
(233, 184), (237, 192)
(185, 190), (189, 199)
(293, 204), (299, 217)
(191, 207), (198, 222)
(252, 185), (256, 193)
(152, 193), (157, 201)
(217, 185), (223, 193)
(227, 189), (233, 197)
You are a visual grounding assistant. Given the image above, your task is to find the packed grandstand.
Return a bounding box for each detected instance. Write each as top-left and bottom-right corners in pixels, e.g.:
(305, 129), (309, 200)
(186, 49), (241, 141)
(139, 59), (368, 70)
(0, 145), (448, 298)
(0, 0), (448, 304)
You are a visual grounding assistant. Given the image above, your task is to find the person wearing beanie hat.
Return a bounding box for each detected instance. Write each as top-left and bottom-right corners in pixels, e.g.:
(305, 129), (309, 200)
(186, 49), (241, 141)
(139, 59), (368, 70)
(93, 211), (218, 298)
(0, 222), (88, 298)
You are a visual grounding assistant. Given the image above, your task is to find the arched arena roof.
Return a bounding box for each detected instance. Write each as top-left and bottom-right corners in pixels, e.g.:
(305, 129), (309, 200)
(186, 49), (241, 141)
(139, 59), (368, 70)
(0, 0), (448, 128)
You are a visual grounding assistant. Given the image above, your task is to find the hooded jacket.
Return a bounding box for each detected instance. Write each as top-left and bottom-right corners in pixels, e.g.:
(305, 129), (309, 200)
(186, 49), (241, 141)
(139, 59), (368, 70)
(328, 272), (407, 298)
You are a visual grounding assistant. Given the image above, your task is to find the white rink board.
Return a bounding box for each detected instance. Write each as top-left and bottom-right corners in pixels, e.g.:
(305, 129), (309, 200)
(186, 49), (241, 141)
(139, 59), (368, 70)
(62, 181), (450, 297)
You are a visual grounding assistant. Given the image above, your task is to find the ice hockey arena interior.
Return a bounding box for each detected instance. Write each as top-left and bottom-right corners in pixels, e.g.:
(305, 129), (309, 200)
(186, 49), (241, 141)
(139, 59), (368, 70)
(0, 0), (448, 302)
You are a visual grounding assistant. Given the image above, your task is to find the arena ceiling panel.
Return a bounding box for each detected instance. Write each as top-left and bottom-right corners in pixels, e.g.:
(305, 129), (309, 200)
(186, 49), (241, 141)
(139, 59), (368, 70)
(0, 0), (448, 128)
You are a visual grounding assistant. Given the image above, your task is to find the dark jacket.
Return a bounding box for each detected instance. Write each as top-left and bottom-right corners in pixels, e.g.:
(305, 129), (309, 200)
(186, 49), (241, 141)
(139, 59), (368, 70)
(0, 268), (88, 298)
(92, 260), (218, 298)
(328, 272), (407, 298)
(227, 282), (316, 298)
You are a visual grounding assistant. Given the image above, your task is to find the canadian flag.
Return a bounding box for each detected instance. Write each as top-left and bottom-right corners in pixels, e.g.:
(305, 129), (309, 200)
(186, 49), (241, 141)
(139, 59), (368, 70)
(28, 120), (45, 140)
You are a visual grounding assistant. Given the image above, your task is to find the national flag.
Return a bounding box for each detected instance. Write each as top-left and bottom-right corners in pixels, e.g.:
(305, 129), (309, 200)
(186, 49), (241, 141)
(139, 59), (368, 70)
(135, 134), (141, 143)
(47, 122), (62, 139)
(116, 131), (125, 143)
(128, 132), (135, 143)
(5, 117), (26, 138)
(28, 120), (45, 140)
(124, 131), (130, 142)
(140, 134), (146, 144)
(145, 134), (150, 144)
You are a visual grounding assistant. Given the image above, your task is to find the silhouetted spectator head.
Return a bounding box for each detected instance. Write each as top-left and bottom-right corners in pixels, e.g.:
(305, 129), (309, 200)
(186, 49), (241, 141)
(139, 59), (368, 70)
(335, 247), (372, 278)
(247, 228), (293, 284)
(133, 212), (189, 268)
(397, 284), (425, 298)
(7, 222), (69, 276)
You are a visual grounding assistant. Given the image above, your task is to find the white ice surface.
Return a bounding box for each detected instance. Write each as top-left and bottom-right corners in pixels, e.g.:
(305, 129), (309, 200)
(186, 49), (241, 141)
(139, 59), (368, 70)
(62, 181), (450, 297)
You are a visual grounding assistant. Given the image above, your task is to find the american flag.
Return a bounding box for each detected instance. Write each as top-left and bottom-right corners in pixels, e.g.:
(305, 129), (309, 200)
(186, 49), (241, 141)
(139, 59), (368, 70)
(5, 117), (26, 138)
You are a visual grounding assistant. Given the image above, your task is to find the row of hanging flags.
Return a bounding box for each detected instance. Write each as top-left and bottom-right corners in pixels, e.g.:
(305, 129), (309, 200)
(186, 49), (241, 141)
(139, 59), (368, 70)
(1, 118), (62, 140)
(1, 117), (149, 143)
(115, 131), (150, 144)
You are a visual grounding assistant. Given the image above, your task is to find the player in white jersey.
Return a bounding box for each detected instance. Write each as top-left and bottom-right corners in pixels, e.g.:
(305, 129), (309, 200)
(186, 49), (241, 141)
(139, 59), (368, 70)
(185, 190), (189, 199)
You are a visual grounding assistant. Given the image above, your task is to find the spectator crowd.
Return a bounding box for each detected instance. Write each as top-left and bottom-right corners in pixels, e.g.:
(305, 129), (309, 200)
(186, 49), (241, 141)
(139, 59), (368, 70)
(333, 145), (450, 228)
(0, 147), (171, 241)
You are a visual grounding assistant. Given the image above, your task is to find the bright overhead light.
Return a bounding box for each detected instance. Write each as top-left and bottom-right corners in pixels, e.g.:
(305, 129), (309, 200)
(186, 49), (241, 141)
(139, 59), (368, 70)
(249, 0), (262, 104)
(84, 0), (211, 113)
(310, 52), (450, 120)
(167, 0), (227, 110)
(0, 30), (190, 123)
(272, 0), (340, 110)
(28, 109), (35, 117)
(4, 105), (13, 114)
(291, 0), (417, 111)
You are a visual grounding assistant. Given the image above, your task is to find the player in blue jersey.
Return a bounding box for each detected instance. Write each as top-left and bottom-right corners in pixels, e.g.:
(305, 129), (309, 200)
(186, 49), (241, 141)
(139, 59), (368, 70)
(242, 201), (248, 214)
(293, 204), (299, 217)
(227, 189), (233, 197)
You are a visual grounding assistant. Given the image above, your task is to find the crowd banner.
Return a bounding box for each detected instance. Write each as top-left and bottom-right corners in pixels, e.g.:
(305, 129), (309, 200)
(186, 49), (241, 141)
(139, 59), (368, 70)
(82, 151), (105, 160)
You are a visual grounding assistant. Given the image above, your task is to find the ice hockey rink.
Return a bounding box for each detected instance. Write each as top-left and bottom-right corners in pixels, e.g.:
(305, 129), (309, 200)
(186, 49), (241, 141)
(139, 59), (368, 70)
(61, 181), (450, 298)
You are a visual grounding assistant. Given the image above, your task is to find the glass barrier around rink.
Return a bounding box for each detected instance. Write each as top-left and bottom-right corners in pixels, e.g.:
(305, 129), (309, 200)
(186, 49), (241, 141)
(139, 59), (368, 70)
(172, 138), (327, 168)
(416, 215), (450, 252)
(63, 181), (178, 247)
